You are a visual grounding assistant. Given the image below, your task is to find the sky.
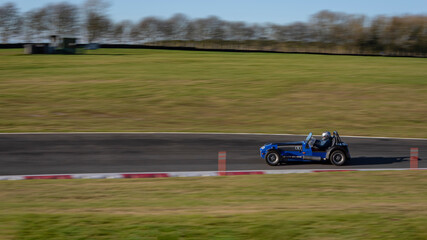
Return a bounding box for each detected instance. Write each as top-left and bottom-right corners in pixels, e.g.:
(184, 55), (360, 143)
(3, 0), (427, 24)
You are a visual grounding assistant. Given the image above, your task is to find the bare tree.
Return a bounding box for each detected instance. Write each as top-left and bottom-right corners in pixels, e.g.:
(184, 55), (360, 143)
(343, 15), (366, 46)
(112, 20), (133, 43)
(189, 18), (206, 40)
(165, 13), (189, 40)
(250, 24), (268, 40)
(224, 21), (254, 40)
(190, 16), (224, 40)
(205, 16), (225, 40)
(129, 23), (141, 43)
(405, 15), (427, 53)
(365, 15), (390, 52)
(83, 0), (112, 43)
(310, 10), (351, 44)
(134, 17), (163, 42)
(45, 2), (79, 37)
(286, 22), (311, 42)
(0, 2), (21, 43)
(86, 13), (112, 43)
(269, 24), (287, 41)
(185, 20), (197, 40)
(156, 18), (173, 40)
(23, 8), (48, 42)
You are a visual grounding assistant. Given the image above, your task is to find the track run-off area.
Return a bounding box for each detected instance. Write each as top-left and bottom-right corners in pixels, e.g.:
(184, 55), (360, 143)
(0, 132), (425, 176)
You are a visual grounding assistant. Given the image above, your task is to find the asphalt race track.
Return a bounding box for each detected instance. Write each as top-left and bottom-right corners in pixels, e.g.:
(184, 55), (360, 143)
(0, 133), (425, 175)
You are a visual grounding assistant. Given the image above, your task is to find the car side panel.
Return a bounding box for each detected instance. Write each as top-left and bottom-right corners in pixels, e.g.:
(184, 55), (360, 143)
(278, 145), (302, 152)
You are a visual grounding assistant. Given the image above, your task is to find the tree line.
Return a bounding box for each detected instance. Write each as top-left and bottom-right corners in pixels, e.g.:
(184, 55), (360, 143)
(1, 0), (426, 55)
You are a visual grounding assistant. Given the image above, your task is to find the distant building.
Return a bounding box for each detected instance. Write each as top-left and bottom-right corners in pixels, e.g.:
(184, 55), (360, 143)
(24, 35), (78, 54)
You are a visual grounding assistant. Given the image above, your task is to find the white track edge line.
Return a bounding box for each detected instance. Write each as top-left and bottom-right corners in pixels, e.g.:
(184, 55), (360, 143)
(1, 168), (426, 181)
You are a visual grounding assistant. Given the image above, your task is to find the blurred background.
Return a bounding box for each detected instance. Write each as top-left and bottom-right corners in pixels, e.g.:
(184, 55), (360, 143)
(1, 0), (426, 56)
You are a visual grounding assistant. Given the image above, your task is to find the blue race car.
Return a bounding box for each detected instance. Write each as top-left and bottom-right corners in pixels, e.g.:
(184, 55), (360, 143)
(260, 131), (351, 166)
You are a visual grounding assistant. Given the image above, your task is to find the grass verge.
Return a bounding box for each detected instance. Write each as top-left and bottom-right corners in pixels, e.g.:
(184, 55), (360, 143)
(0, 49), (426, 137)
(0, 171), (426, 239)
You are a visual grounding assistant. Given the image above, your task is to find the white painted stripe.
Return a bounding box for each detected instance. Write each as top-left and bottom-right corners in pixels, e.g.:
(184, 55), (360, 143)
(1, 169), (426, 181)
(0, 131), (425, 140)
(0, 175), (24, 180)
(263, 169), (315, 174)
(72, 173), (123, 179)
(339, 135), (427, 141)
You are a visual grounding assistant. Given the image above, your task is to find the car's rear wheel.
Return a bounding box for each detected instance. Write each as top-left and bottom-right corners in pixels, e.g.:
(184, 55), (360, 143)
(330, 150), (346, 166)
(265, 150), (282, 166)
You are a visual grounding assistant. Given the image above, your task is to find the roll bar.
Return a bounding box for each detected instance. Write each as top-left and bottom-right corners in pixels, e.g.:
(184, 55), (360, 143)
(333, 131), (343, 144)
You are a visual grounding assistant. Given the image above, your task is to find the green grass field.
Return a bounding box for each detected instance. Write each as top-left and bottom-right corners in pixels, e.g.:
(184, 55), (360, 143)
(1, 171), (426, 239)
(0, 48), (426, 137)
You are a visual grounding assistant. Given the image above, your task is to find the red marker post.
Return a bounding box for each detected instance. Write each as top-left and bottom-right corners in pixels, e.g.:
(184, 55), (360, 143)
(218, 151), (226, 176)
(410, 148), (419, 169)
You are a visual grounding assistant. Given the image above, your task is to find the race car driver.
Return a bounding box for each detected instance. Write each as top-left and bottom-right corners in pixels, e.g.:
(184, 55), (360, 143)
(314, 131), (332, 150)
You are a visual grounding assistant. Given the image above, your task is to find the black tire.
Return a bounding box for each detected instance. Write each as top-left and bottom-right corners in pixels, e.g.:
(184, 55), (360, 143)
(265, 150), (282, 166)
(329, 150), (346, 166)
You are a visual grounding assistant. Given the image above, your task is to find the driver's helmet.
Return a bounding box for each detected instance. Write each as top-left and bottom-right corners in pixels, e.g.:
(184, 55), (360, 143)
(322, 131), (331, 140)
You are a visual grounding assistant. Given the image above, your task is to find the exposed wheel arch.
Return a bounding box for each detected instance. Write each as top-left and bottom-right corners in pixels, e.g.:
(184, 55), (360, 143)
(329, 149), (347, 166)
(326, 146), (351, 160)
(265, 150), (282, 166)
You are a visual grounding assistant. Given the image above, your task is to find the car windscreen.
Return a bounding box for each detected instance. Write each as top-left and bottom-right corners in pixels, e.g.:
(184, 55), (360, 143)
(305, 132), (312, 142)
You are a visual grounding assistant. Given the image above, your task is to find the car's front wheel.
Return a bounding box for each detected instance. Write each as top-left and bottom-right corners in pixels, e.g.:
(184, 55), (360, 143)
(265, 150), (282, 166)
(330, 150), (346, 166)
